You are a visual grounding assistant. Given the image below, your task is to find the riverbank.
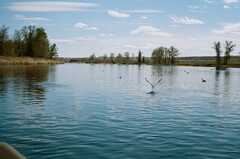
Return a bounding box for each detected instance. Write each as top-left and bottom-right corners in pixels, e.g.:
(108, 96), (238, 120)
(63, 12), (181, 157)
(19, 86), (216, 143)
(66, 56), (240, 68)
(176, 56), (240, 68)
(0, 56), (64, 65)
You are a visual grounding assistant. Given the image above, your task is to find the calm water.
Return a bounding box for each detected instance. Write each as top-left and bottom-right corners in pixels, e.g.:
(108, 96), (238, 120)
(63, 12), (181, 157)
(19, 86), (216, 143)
(0, 64), (240, 159)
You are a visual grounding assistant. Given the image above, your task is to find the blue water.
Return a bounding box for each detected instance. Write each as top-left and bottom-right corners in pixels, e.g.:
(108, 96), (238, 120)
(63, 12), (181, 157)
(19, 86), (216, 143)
(0, 64), (240, 159)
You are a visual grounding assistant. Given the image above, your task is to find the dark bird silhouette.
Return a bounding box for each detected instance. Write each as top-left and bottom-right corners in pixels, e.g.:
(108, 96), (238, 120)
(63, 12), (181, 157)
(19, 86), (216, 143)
(145, 78), (162, 94)
(202, 78), (206, 83)
(184, 70), (190, 74)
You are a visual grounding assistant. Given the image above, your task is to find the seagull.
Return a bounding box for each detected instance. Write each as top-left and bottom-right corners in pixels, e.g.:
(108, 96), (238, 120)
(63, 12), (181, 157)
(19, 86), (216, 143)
(184, 70), (190, 74)
(145, 78), (162, 94)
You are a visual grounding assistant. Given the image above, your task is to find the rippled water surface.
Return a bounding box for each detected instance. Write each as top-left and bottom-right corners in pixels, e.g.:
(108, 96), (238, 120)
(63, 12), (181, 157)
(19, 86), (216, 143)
(0, 64), (240, 159)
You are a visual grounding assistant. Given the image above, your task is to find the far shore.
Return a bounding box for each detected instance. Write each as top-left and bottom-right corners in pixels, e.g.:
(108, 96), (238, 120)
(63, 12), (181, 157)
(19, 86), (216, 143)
(0, 56), (64, 65)
(64, 56), (240, 68)
(1, 56), (240, 68)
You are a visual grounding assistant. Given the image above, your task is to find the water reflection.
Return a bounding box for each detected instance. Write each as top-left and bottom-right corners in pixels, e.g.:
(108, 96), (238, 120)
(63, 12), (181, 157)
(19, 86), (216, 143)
(213, 69), (232, 97)
(0, 65), (55, 106)
(151, 65), (177, 86)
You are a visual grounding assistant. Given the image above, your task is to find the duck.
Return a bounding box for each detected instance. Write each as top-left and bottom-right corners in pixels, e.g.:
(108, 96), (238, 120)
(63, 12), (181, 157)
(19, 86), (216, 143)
(201, 78), (206, 83)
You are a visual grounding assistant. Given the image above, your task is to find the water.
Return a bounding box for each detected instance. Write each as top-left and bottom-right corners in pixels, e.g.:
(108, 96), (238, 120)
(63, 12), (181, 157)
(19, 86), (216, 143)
(0, 64), (240, 159)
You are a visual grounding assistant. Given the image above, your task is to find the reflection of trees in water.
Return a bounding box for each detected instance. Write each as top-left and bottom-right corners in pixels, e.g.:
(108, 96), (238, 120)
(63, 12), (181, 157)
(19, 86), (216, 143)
(214, 69), (231, 96)
(0, 65), (55, 106)
(223, 69), (230, 95)
(151, 65), (177, 85)
(214, 70), (220, 95)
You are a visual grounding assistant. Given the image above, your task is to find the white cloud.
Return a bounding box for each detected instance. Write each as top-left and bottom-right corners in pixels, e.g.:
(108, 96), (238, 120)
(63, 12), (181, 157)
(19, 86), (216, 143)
(213, 23), (240, 35)
(126, 9), (163, 14)
(224, 5), (231, 8)
(51, 37), (92, 44)
(8, 1), (98, 12)
(203, 0), (214, 3)
(130, 25), (172, 37)
(74, 22), (98, 31)
(107, 10), (130, 18)
(224, 0), (239, 4)
(170, 16), (204, 25)
(141, 16), (148, 19)
(99, 33), (114, 37)
(15, 14), (49, 21)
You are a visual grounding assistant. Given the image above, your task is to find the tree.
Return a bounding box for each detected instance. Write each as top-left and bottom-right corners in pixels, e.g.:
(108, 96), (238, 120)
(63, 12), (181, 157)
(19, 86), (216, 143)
(103, 54), (108, 62)
(89, 54), (96, 62)
(49, 43), (58, 58)
(168, 46), (179, 64)
(3, 40), (15, 56)
(0, 25), (9, 55)
(213, 41), (222, 68)
(124, 52), (130, 63)
(13, 30), (24, 56)
(138, 50), (142, 64)
(32, 27), (49, 57)
(21, 25), (36, 57)
(110, 53), (115, 63)
(224, 41), (236, 65)
(152, 47), (165, 64)
(116, 53), (123, 63)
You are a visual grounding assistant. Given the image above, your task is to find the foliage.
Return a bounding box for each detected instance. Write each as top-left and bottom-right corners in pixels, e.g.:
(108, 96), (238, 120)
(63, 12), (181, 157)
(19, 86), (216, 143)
(0, 25), (58, 58)
(152, 46), (179, 64)
(224, 41), (236, 65)
(138, 50), (142, 64)
(213, 41), (222, 67)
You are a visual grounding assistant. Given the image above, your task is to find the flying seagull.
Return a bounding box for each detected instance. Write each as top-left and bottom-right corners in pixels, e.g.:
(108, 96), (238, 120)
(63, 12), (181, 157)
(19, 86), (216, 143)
(145, 78), (162, 94)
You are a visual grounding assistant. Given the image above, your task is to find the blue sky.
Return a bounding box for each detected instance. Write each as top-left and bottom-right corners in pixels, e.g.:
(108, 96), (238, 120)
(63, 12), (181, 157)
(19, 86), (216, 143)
(1, 0), (240, 57)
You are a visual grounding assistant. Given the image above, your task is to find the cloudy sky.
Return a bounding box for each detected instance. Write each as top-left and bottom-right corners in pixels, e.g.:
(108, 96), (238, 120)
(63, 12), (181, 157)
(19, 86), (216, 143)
(1, 0), (240, 57)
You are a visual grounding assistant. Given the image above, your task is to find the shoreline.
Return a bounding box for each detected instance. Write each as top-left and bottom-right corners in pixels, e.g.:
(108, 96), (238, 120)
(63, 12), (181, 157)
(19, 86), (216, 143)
(0, 56), (64, 65)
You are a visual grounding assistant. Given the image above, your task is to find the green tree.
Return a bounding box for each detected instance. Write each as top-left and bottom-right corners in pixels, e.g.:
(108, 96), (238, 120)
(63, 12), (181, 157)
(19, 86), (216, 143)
(152, 47), (165, 64)
(49, 43), (58, 58)
(116, 53), (123, 63)
(0, 25), (9, 55)
(13, 30), (24, 56)
(21, 25), (36, 57)
(124, 52), (130, 63)
(138, 50), (142, 64)
(110, 53), (115, 63)
(224, 41), (236, 65)
(32, 27), (49, 57)
(3, 40), (15, 56)
(168, 46), (179, 64)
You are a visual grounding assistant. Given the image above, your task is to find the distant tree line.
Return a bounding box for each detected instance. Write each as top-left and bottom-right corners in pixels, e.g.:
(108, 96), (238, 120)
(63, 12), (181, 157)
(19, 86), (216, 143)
(213, 40), (237, 68)
(85, 46), (180, 65)
(87, 50), (147, 64)
(151, 46), (179, 64)
(0, 25), (58, 58)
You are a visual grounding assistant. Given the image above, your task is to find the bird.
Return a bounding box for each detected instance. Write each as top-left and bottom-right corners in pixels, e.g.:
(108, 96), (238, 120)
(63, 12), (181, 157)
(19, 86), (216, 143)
(201, 78), (206, 83)
(184, 70), (190, 74)
(145, 78), (162, 94)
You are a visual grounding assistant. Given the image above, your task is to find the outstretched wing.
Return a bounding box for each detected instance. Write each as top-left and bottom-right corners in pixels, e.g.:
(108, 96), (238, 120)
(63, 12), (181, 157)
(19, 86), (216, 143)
(145, 78), (154, 88)
(154, 78), (162, 86)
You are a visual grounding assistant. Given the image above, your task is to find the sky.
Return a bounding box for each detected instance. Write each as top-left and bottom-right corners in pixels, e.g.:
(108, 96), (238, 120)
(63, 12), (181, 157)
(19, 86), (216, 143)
(1, 0), (240, 57)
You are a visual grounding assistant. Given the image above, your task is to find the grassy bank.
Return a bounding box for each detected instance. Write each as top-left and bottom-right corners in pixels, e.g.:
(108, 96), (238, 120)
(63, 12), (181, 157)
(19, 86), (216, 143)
(67, 56), (240, 68)
(0, 56), (64, 65)
(176, 56), (240, 68)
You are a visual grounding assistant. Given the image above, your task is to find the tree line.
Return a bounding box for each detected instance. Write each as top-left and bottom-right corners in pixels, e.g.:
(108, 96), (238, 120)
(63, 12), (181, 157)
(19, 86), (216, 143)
(0, 25), (58, 58)
(87, 50), (146, 64)
(86, 46), (180, 65)
(213, 40), (237, 68)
